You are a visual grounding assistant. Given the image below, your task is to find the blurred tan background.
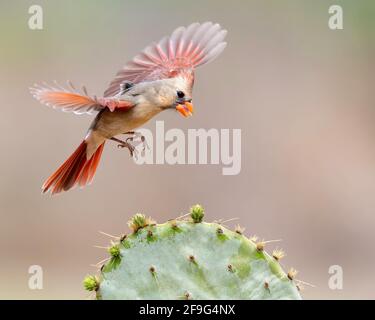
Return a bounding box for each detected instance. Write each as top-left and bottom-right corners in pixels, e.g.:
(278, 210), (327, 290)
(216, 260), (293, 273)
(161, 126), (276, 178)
(0, 0), (374, 299)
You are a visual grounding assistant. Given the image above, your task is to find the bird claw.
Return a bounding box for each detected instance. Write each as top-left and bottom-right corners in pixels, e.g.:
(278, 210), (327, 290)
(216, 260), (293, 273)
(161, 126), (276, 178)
(112, 132), (148, 159)
(125, 132), (149, 152)
(116, 141), (138, 158)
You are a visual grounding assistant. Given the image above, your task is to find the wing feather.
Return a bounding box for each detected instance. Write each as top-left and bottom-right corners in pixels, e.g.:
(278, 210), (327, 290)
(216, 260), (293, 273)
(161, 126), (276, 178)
(30, 82), (134, 114)
(104, 22), (227, 97)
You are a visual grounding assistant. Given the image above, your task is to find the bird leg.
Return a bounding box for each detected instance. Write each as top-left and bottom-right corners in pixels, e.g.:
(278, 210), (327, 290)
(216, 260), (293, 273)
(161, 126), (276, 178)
(123, 131), (149, 152)
(110, 137), (137, 158)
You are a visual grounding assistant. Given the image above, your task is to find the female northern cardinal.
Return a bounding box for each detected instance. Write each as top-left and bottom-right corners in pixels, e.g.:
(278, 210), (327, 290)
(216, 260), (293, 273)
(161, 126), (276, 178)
(30, 22), (227, 194)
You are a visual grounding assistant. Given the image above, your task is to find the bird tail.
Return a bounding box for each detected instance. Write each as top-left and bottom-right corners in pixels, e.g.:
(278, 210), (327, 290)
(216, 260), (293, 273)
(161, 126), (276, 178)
(42, 140), (105, 194)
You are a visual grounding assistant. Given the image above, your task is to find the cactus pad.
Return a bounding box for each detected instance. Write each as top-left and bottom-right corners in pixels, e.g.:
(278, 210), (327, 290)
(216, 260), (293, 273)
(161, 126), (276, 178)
(84, 205), (302, 300)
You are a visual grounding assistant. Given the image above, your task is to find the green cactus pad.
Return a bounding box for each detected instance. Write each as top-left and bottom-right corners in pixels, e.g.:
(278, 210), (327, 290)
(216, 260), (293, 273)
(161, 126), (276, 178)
(86, 207), (302, 300)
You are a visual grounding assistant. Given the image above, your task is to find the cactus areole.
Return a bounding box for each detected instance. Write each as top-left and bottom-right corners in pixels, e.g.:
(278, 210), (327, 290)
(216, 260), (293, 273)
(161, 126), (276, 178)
(84, 205), (302, 300)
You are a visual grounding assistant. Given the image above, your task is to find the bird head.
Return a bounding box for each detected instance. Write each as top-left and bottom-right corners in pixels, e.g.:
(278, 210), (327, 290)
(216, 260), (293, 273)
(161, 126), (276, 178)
(123, 76), (194, 117)
(155, 76), (194, 117)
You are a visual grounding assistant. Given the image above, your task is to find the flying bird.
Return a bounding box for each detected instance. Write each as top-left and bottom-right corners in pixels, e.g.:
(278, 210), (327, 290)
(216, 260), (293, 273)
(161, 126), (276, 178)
(30, 22), (227, 194)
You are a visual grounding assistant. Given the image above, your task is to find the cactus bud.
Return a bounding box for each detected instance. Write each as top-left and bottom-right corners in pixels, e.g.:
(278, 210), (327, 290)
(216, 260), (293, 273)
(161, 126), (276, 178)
(128, 213), (153, 232)
(190, 204), (204, 223)
(108, 244), (121, 258)
(83, 275), (99, 292)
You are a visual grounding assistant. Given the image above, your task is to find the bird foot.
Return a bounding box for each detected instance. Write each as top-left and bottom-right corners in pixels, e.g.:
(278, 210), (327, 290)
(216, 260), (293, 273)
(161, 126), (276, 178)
(124, 131), (149, 152)
(111, 137), (138, 158)
(111, 132), (149, 159)
(117, 141), (137, 158)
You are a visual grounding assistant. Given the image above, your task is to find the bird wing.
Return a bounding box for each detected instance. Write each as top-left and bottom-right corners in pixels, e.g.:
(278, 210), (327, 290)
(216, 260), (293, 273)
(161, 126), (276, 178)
(104, 22), (227, 97)
(30, 81), (134, 115)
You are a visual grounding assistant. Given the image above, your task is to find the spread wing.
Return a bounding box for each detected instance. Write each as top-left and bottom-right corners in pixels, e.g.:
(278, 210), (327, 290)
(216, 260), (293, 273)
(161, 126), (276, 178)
(104, 22), (227, 97)
(30, 81), (134, 115)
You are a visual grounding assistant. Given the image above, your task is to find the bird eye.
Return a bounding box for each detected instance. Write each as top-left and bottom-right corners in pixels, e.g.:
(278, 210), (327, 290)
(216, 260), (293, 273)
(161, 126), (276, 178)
(177, 91), (185, 99)
(120, 81), (134, 94)
(123, 82), (133, 90)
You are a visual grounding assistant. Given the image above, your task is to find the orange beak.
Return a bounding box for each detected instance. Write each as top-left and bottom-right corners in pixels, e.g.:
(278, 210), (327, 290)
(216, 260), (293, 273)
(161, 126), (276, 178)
(176, 101), (194, 117)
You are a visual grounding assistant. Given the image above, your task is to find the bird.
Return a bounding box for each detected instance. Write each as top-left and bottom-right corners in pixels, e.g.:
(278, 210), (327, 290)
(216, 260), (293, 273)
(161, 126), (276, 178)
(30, 22), (227, 195)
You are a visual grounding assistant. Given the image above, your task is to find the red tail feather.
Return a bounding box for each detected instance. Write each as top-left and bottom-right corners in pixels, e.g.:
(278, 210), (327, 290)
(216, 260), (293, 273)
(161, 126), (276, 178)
(42, 141), (105, 194)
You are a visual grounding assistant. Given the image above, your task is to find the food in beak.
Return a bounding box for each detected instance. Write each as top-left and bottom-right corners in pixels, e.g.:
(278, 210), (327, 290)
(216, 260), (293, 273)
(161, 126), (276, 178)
(176, 102), (194, 117)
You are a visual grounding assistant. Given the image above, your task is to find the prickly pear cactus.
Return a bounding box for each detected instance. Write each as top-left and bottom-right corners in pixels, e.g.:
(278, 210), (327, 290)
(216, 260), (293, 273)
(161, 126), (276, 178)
(84, 205), (302, 300)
